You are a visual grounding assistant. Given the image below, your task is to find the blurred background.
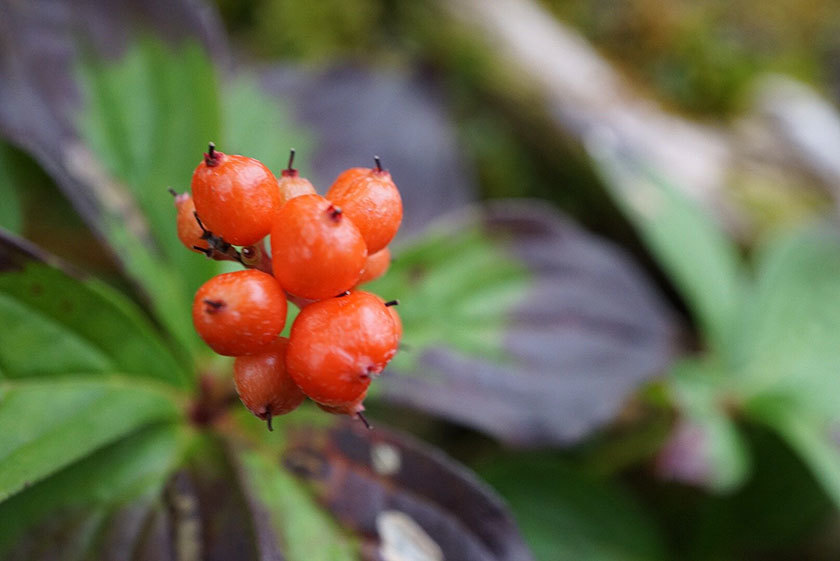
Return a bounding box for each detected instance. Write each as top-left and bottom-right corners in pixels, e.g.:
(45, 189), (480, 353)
(4, 0), (840, 560)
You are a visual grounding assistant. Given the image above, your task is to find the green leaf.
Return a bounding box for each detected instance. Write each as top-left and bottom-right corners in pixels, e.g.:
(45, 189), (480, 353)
(0, 257), (190, 387)
(74, 40), (316, 360)
(478, 455), (666, 561)
(0, 376), (181, 503)
(0, 423), (187, 559)
(589, 140), (743, 354)
(735, 222), (840, 415)
(75, 38), (223, 356)
(0, 145), (24, 234)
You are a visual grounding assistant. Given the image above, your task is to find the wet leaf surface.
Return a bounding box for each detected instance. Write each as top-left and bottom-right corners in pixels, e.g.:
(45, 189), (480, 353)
(369, 200), (681, 446)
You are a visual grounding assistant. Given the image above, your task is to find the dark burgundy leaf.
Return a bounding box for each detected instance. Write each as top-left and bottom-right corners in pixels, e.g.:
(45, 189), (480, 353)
(0, 0), (227, 263)
(279, 420), (533, 561)
(260, 65), (478, 238)
(376, 200), (682, 446)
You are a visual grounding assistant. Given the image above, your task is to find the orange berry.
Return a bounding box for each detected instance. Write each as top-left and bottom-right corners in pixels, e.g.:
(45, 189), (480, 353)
(271, 194), (367, 300)
(325, 157), (402, 254)
(286, 291), (399, 406)
(172, 191), (209, 254)
(357, 247), (391, 285)
(191, 143), (281, 246)
(192, 270), (287, 356)
(234, 337), (305, 429)
(278, 149), (316, 206)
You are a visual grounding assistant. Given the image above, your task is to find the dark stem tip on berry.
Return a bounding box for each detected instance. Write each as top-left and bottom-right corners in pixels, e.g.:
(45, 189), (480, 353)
(373, 155), (383, 173)
(167, 187), (178, 197)
(327, 204), (343, 221)
(203, 299), (225, 314)
(384, 299), (399, 307)
(357, 412), (373, 430)
(266, 412), (274, 432)
(204, 142), (220, 167)
(287, 148), (296, 171)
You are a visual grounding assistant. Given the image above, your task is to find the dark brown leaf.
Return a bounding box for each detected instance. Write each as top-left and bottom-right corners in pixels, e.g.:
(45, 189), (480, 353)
(279, 419), (533, 561)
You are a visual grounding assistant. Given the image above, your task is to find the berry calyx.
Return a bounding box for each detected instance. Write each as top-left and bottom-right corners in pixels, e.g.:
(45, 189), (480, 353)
(285, 291), (399, 406)
(271, 194), (368, 300)
(191, 143), (282, 246)
(325, 157), (403, 254)
(192, 270), (288, 356)
(234, 337), (305, 430)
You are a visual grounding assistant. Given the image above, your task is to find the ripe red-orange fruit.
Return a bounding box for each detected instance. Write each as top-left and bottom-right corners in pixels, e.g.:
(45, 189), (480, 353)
(192, 270), (287, 356)
(329, 167), (368, 192)
(271, 194), (367, 300)
(191, 143), (281, 246)
(325, 158), (402, 254)
(234, 337), (305, 428)
(357, 247), (391, 285)
(286, 291), (399, 406)
(172, 191), (209, 254)
(278, 149), (316, 206)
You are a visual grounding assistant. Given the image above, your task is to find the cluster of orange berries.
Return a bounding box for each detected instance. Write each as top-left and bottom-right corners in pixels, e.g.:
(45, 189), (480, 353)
(172, 144), (403, 429)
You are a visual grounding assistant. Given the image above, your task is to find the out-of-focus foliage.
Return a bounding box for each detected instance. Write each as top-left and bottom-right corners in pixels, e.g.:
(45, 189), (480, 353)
(543, 0), (839, 115)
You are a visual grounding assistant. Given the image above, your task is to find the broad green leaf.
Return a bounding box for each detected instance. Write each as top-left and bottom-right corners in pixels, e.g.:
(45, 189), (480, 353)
(0, 424), (186, 558)
(478, 455), (666, 561)
(75, 38), (223, 357)
(589, 140), (743, 354)
(0, 377), (181, 503)
(0, 255), (190, 387)
(735, 222), (840, 416)
(0, 146), (24, 234)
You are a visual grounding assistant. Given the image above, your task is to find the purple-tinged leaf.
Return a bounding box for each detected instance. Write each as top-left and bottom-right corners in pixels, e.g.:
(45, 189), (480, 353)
(260, 65), (478, 238)
(368, 200), (682, 446)
(274, 419), (533, 561)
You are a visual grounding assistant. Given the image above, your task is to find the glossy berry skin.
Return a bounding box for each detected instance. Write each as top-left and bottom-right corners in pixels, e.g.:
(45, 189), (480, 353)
(325, 165), (402, 254)
(191, 148), (281, 246)
(329, 167), (368, 192)
(192, 270), (287, 356)
(286, 291), (398, 406)
(357, 246), (391, 285)
(278, 168), (316, 207)
(173, 192), (209, 254)
(271, 194), (367, 300)
(234, 338), (305, 422)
